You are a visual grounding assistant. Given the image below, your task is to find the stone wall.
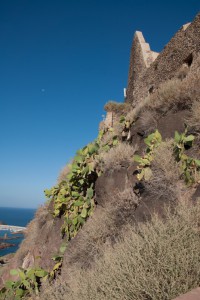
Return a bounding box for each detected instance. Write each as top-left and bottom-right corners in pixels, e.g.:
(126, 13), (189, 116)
(126, 13), (200, 106)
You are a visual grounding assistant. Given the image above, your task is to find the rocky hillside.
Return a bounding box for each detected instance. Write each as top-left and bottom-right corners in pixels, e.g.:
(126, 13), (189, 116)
(1, 34), (200, 300)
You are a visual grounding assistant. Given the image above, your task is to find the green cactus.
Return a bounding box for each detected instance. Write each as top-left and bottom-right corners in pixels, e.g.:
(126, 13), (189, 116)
(134, 130), (162, 181)
(173, 129), (200, 185)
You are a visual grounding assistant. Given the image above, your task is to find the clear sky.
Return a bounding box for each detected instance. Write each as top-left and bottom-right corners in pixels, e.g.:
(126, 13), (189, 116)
(0, 0), (199, 208)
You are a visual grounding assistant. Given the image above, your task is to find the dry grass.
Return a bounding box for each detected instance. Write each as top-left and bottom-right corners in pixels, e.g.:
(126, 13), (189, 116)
(146, 78), (183, 113)
(104, 101), (131, 114)
(40, 188), (138, 300)
(98, 142), (138, 172)
(49, 198), (200, 300)
(186, 100), (200, 133)
(125, 96), (150, 124)
(145, 140), (182, 201)
(146, 67), (200, 114)
(139, 110), (158, 135)
(125, 62), (200, 125)
(61, 187), (138, 269)
(112, 121), (125, 136)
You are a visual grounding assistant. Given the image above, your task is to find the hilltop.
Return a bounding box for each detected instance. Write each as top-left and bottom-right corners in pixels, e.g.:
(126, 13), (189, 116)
(0, 12), (200, 300)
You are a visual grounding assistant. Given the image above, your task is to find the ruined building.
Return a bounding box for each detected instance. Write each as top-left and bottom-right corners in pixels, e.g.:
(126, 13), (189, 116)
(126, 13), (200, 106)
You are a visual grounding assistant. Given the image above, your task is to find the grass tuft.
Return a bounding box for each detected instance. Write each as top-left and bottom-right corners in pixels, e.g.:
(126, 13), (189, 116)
(97, 142), (138, 172)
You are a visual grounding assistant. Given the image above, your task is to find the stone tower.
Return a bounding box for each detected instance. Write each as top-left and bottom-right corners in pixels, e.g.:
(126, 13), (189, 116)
(126, 13), (200, 107)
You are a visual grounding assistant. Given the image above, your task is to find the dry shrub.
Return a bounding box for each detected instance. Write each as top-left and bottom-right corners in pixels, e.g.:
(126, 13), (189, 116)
(139, 110), (158, 135)
(112, 121), (125, 136)
(146, 139), (182, 200)
(104, 101), (131, 114)
(179, 67), (200, 105)
(146, 66), (200, 114)
(125, 96), (150, 123)
(98, 142), (138, 172)
(40, 188), (138, 300)
(185, 100), (200, 133)
(123, 55), (200, 127)
(56, 198), (200, 300)
(146, 78), (183, 113)
(61, 187), (138, 269)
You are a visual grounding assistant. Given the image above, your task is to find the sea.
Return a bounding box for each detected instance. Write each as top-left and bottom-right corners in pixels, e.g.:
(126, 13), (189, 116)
(0, 207), (36, 257)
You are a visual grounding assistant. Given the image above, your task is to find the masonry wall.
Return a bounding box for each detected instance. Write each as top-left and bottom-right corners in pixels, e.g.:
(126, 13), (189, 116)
(126, 13), (200, 106)
(126, 32), (149, 101)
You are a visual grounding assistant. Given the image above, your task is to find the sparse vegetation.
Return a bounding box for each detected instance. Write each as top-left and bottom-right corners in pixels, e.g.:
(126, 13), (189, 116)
(98, 128), (119, 153)
(0, 267), (48, 300)
(44, 140), (101, 241)
(98, 142), (138, 171)
(139, 110), (158, 135)
(134, 130), (162, 180)
(124, 64), (200, 129)
(125, 95), (150, 124)
(145, 68), (200, 114)
(146, 78), (183, 113)
(146, 139), (182, 200)
(173, 130), (200, 185)
(43, 198), (200, 300)
(104, 101), (131, 114)
(186, 100), (200, 133)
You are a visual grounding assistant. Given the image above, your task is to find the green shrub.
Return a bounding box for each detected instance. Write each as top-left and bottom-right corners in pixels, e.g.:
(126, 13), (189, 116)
(0, 267), (48, 300)
(44, 141), (101, 241)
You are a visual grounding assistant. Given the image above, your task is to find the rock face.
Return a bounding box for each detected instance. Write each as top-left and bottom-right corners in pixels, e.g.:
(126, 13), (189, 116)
(0, 242), (15, 250)
(172, 287), (200, 300)
(0, 205), (64, 286)
(126, 13), (200, 106)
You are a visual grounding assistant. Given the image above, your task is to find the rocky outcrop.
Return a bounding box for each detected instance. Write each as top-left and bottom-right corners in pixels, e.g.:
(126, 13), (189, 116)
(0, 242), (15, 250)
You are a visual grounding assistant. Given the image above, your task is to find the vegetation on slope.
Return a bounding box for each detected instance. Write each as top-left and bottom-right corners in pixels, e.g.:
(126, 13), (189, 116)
(42, 198), (200, 300)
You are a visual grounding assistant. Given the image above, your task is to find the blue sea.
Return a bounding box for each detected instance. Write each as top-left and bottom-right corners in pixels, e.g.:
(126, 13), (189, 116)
(0, 207), (36, 257)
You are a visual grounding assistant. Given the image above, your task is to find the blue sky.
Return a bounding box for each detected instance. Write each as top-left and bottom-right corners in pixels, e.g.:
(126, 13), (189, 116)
(0, 0), (199, 208)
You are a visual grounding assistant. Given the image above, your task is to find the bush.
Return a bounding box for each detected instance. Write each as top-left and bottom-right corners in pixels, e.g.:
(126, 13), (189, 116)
(60, 198), (200, 300)
(39, 188), (138, 300)
(125, 96), (149, 123)
(186, 100), (200, 133)
(146, 78), (183, 113)
(146, 66), (200, 114)
(98, 142), (138, 172)
(104, 101), (130, 114)
(145, 139), (182, 200)
(139, 110), (158, 135)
